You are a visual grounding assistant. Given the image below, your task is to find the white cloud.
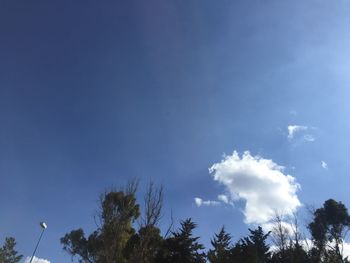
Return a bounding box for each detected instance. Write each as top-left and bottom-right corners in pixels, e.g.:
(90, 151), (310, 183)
(195, 194), (233, 207)
(343, 242), (350, 258)
(218, 194), (230, 204)
(194, 197), (220, 207)
(25, 256), (50, 263)
(194, 197), (203, 206)
(209, 151), (301, 224)
(321, 161), (328, 169)
(303, 134), (315, 142)
(287, 125), (317, 143)
(287, 125), (307, 139)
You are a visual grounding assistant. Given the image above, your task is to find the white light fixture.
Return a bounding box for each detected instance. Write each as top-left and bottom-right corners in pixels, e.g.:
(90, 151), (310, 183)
(40, 222), (47, 229)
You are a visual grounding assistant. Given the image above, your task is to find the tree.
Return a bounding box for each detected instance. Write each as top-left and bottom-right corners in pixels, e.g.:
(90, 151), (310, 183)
(61, 183), (140, 263)
(269, 213), (309, 263)
(124, 181), (164, 263)
(308, 199), (350, 263)
(125, 225), (163, 263)
(231, 226), (271, 263)
(141, 181), (163, 227)
(156, 218), (206, 263)
(270, 213), (290, 257)
(207, 226), (232, 263)
(0, 237), (23, 263)
(270, 241), (309, 263)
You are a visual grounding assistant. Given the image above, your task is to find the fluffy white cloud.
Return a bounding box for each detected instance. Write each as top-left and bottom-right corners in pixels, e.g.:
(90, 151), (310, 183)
(194, 197), (220, 207)
(288, 125), (307, 139)
(321, 161), (328, 169)
(209, 151), (301, 224)
(25, 256), (50, 263)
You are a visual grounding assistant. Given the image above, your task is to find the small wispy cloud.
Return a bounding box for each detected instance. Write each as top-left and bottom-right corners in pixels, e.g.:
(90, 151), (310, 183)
(217, 194), (230, 204)
(287, 125), (308, 139)
(195, 194), (234, 207)
(321, 161), (328, 169)
(194, 197), (220, 207)
(25, 256), (50, 263)
(287, 125), (316, 143)
(303, 134), (315, 142)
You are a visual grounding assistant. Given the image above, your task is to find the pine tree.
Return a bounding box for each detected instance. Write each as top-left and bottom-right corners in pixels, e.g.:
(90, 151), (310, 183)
(231, 226), (271, 263)
(207, 226), (232, 263)
(0, 237), (23, 263)
(156, 219), (206, 263)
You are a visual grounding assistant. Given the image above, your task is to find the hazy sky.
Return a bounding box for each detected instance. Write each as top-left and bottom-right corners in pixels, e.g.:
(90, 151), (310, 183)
(2, 1), (350, 262)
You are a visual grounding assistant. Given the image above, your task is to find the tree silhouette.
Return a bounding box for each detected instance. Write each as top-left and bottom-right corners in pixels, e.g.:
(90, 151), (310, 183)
(124, 182), (164, 263)
(231, 226), (271, 263)
(207, 226), (232, 263)
(0, 237), (22, 263)
(156, 219), (205, 263)
(309, 199), (350, 263)
(61, 187), (140, 263)
(125, 225), (163, 263)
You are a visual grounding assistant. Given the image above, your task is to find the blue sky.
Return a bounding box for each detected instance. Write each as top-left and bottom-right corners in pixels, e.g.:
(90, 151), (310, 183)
(2, 0), (350, 262)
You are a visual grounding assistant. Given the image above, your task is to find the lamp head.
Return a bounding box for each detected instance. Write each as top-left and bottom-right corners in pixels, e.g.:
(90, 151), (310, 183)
(40, 222), (47, 229)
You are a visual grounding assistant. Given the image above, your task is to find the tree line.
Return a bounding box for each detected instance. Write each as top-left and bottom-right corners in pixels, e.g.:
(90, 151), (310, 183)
(2, 181), (350, 263)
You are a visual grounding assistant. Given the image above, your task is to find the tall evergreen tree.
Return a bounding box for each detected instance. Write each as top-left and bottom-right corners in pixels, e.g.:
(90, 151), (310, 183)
(207, 226), (232, 263)
(156, 219), (205, 263)
(0, 237), (23, 263)
(270, 241), (309, 263)
(231, 226), (271, 263)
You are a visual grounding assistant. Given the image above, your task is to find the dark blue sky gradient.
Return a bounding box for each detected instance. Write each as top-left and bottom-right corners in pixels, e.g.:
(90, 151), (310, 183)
(2, 1), (350, 262)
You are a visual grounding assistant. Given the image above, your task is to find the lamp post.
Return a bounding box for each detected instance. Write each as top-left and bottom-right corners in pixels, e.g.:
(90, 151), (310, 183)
(29, 222), (47, 263)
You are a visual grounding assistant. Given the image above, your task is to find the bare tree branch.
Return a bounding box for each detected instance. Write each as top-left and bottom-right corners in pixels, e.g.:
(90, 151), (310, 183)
(141, 180), (164, 227)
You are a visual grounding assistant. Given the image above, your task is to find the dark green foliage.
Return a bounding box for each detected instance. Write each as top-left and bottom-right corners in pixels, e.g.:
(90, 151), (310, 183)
(61, 190), (140, 263)
(207, 226), (232, 263)
(231, 226), (271, 263)
(156, 219), (206, 263)
(60, 229), (98, 263)
(0, 237), (23, 263)
(125, 225), (163, 263)
(270, 242), (309, 263)
(308, 199), (350, 262)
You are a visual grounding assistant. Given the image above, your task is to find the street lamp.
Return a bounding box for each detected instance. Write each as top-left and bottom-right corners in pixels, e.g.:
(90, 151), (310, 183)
(29, 222), (47, 263)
